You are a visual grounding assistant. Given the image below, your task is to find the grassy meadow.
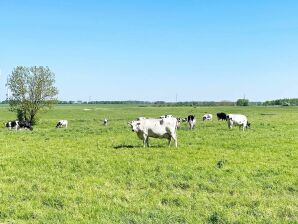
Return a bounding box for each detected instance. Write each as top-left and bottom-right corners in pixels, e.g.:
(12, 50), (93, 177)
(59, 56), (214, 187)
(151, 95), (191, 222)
(0, 104), (297, 223)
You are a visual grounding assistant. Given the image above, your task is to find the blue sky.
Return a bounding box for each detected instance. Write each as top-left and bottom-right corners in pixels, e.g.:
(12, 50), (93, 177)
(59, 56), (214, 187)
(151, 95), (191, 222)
(0, 0), (297, 102)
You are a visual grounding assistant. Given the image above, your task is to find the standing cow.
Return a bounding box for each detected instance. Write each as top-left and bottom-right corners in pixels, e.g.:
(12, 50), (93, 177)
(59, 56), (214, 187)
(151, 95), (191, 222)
(217, 112), (227, 121)
(187, 115), (196, 130)
(226, 114), (250, 131)
(129, 117), (178, 147)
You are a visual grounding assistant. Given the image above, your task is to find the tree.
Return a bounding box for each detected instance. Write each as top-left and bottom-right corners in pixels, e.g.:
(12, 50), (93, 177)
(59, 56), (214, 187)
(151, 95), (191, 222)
(236, 98), (249, 106)
(6, 66), (58, 125)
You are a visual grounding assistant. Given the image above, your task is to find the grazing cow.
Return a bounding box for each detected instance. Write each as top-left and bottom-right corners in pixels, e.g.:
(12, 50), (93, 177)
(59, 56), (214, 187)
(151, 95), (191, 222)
(103, 118), (108, 126)
(56, 120), (68, 128)
(226, 114), (250, 131)
(203, 114), (213, 121)
(160, 115), (173, 119)
(217, 112), (227, 121)
(128, 117), (178, 147)
(160, 115), (180, 129)
(5, 120), (19, 130)
(187, 115), (196, 130)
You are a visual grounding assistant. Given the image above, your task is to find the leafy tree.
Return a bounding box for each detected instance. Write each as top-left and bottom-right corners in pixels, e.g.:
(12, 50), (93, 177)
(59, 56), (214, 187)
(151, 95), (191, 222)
(6, 66), (58, 125)
(236, 98), (249, 106)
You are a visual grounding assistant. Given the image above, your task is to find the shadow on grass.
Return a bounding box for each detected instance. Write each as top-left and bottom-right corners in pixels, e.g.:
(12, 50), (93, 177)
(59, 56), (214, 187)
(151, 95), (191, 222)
(113, 144), (169, 149)
(113, 145), (136, 149)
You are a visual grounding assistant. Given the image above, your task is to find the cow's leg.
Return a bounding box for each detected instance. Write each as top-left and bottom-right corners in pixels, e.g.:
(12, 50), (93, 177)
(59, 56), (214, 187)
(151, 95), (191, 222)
(143, 134), (148, 147)
(228, 121), (232, 129)
(168, 137), (172, 146)
(146, 137), (150, 147)
(172, 133), (178, 148)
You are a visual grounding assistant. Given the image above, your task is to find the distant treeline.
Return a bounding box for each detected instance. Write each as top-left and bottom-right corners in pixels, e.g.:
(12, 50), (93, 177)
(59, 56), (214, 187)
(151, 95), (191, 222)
(263, 98), (298, 106)
(55, 100), (261, 106)
(1, 99), (296, 106)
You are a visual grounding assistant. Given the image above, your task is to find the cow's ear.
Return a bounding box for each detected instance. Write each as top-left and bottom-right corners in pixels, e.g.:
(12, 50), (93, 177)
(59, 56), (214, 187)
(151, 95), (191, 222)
(127, 122), (132, 125)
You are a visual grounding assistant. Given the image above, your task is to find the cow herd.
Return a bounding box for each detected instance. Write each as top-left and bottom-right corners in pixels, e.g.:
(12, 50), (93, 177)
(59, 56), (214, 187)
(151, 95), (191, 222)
(4, 111), (250, 148)
(128, 112), (251, 147)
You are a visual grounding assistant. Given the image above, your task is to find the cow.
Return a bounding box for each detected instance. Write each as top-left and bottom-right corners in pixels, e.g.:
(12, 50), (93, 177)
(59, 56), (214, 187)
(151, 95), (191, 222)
(160, 115), (173, 119)
(128, 117), (178, 147)
(160, 115), (180, 129)
(226, 114), (250, 131)
(19, 121), (33, 130)
(56, 120), (68, 128)
(103, 118), (108, 126)
(217, 112), (227, 121)
(5, 120), (19, 130)
(203, 114), (213, 121)
(187, 115), (196, 130)
(5, 120), (33, 131)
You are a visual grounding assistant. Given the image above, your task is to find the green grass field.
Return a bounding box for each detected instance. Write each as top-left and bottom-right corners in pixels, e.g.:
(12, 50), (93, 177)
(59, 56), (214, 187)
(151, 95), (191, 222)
(0, 104), (297, 223)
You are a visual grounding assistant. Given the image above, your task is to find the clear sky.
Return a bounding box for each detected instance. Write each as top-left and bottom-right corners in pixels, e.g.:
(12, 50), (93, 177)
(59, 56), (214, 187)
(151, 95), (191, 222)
(0, 0), (297, 102)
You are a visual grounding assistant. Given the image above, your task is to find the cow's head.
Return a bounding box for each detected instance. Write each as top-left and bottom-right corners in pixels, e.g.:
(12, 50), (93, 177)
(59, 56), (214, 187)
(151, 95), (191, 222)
(246, 122), (251, 128)
(56, 122), (61, 128)
(176, 117), (181, 129)
(128, 121), (141, 132)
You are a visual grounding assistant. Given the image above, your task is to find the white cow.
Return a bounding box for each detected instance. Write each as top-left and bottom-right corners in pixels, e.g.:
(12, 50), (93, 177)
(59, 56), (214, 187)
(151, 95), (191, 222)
(129, 117), (178, 147)
(56, 120), (68, 128)
(160, 115), (180, 129)
(203, 114), (213, 121)
(226, 114), (250, 131)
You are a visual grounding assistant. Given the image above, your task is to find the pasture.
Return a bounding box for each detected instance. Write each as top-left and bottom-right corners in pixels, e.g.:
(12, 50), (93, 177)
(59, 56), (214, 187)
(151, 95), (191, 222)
(0, 104), (297, 223)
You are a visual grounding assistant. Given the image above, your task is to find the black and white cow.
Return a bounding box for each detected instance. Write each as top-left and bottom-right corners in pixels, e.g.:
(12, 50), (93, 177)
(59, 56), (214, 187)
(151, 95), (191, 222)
(56, 120), (68, 128)
(187, 115), (196, 130)
(103, 118), (108, 126)
(203, 114), (213, 121)
(5, 120), (19, 130)
(5, 120), (33, 131)
(217, 112), (227, 121)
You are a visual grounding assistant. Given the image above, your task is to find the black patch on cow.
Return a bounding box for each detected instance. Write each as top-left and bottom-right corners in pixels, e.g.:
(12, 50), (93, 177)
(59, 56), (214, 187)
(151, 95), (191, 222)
(187, 115), (195, 122)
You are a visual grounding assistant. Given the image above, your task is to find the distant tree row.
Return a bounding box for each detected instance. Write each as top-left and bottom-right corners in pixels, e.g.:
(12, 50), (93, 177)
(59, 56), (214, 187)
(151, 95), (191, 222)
(0, 99), (265, 107)
(263, 98), (298, 106)
(56, 100), (256, 107)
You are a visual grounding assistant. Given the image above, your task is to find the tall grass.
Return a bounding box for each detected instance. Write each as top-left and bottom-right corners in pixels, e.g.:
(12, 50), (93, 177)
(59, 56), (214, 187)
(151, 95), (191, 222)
(0, 105), (297, 223)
